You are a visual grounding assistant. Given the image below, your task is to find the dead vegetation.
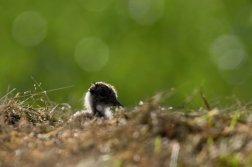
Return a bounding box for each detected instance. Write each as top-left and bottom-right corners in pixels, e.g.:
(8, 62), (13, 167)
(1, 84), (252, 167)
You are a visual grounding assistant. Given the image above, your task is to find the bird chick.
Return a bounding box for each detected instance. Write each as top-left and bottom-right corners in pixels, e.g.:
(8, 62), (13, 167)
(69, 82), (123, 121)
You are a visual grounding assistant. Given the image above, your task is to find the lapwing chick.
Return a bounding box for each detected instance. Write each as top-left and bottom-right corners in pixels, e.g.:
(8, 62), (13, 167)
(69, 82), (123, 121)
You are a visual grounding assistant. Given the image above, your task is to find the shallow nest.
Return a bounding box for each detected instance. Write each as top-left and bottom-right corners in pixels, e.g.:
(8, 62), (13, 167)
(1, 91), (252, 167)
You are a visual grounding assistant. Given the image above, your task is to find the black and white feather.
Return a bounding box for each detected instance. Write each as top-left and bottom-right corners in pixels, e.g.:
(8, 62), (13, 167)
(69, 82), (123, 122)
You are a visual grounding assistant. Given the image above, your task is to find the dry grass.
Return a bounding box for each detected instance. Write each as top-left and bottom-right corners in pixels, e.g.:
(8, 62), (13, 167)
(1, 85), (252, 167)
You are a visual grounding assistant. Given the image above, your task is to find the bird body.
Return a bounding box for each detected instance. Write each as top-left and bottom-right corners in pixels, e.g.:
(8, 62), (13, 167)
(69, 82), (122, 122)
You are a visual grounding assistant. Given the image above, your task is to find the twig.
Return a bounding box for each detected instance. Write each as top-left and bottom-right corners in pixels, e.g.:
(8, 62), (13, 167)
(200, 87), (211, 111)
(0, 88), (16, 101)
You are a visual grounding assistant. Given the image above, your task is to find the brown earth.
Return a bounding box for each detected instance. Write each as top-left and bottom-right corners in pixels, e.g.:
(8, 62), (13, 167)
(1, 92), (252, 167)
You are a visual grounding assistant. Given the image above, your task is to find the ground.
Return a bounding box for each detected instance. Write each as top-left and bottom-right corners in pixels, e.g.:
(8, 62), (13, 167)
(1, 90), (252, 167)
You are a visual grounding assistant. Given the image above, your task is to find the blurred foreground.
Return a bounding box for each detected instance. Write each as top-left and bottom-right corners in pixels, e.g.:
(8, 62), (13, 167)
(1, 89), (252, 167)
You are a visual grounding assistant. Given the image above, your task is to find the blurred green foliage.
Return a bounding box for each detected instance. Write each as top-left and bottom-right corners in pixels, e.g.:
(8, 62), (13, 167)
(1, 0), (252, 110)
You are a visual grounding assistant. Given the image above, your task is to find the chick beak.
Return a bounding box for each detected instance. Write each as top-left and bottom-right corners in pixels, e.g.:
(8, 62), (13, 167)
(113, 100), (123, 107)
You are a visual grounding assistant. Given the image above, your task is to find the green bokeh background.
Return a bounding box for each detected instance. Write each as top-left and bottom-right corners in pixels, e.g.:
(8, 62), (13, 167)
(1, 0), (252, 110)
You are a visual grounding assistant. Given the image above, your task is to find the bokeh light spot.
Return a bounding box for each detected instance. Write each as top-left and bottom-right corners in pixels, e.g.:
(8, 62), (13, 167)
(12, 11), (47, 47)
(78, 0), (113, 12)
(210, 35), (252, 85)
(75, 37), (109, 72)
(210, 35), (245, 70)
(218, 50), (246, 70)
(128, 0), (165, 26)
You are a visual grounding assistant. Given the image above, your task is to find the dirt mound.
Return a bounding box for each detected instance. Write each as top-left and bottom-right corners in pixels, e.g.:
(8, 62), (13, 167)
(1, 92), (252, 167)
